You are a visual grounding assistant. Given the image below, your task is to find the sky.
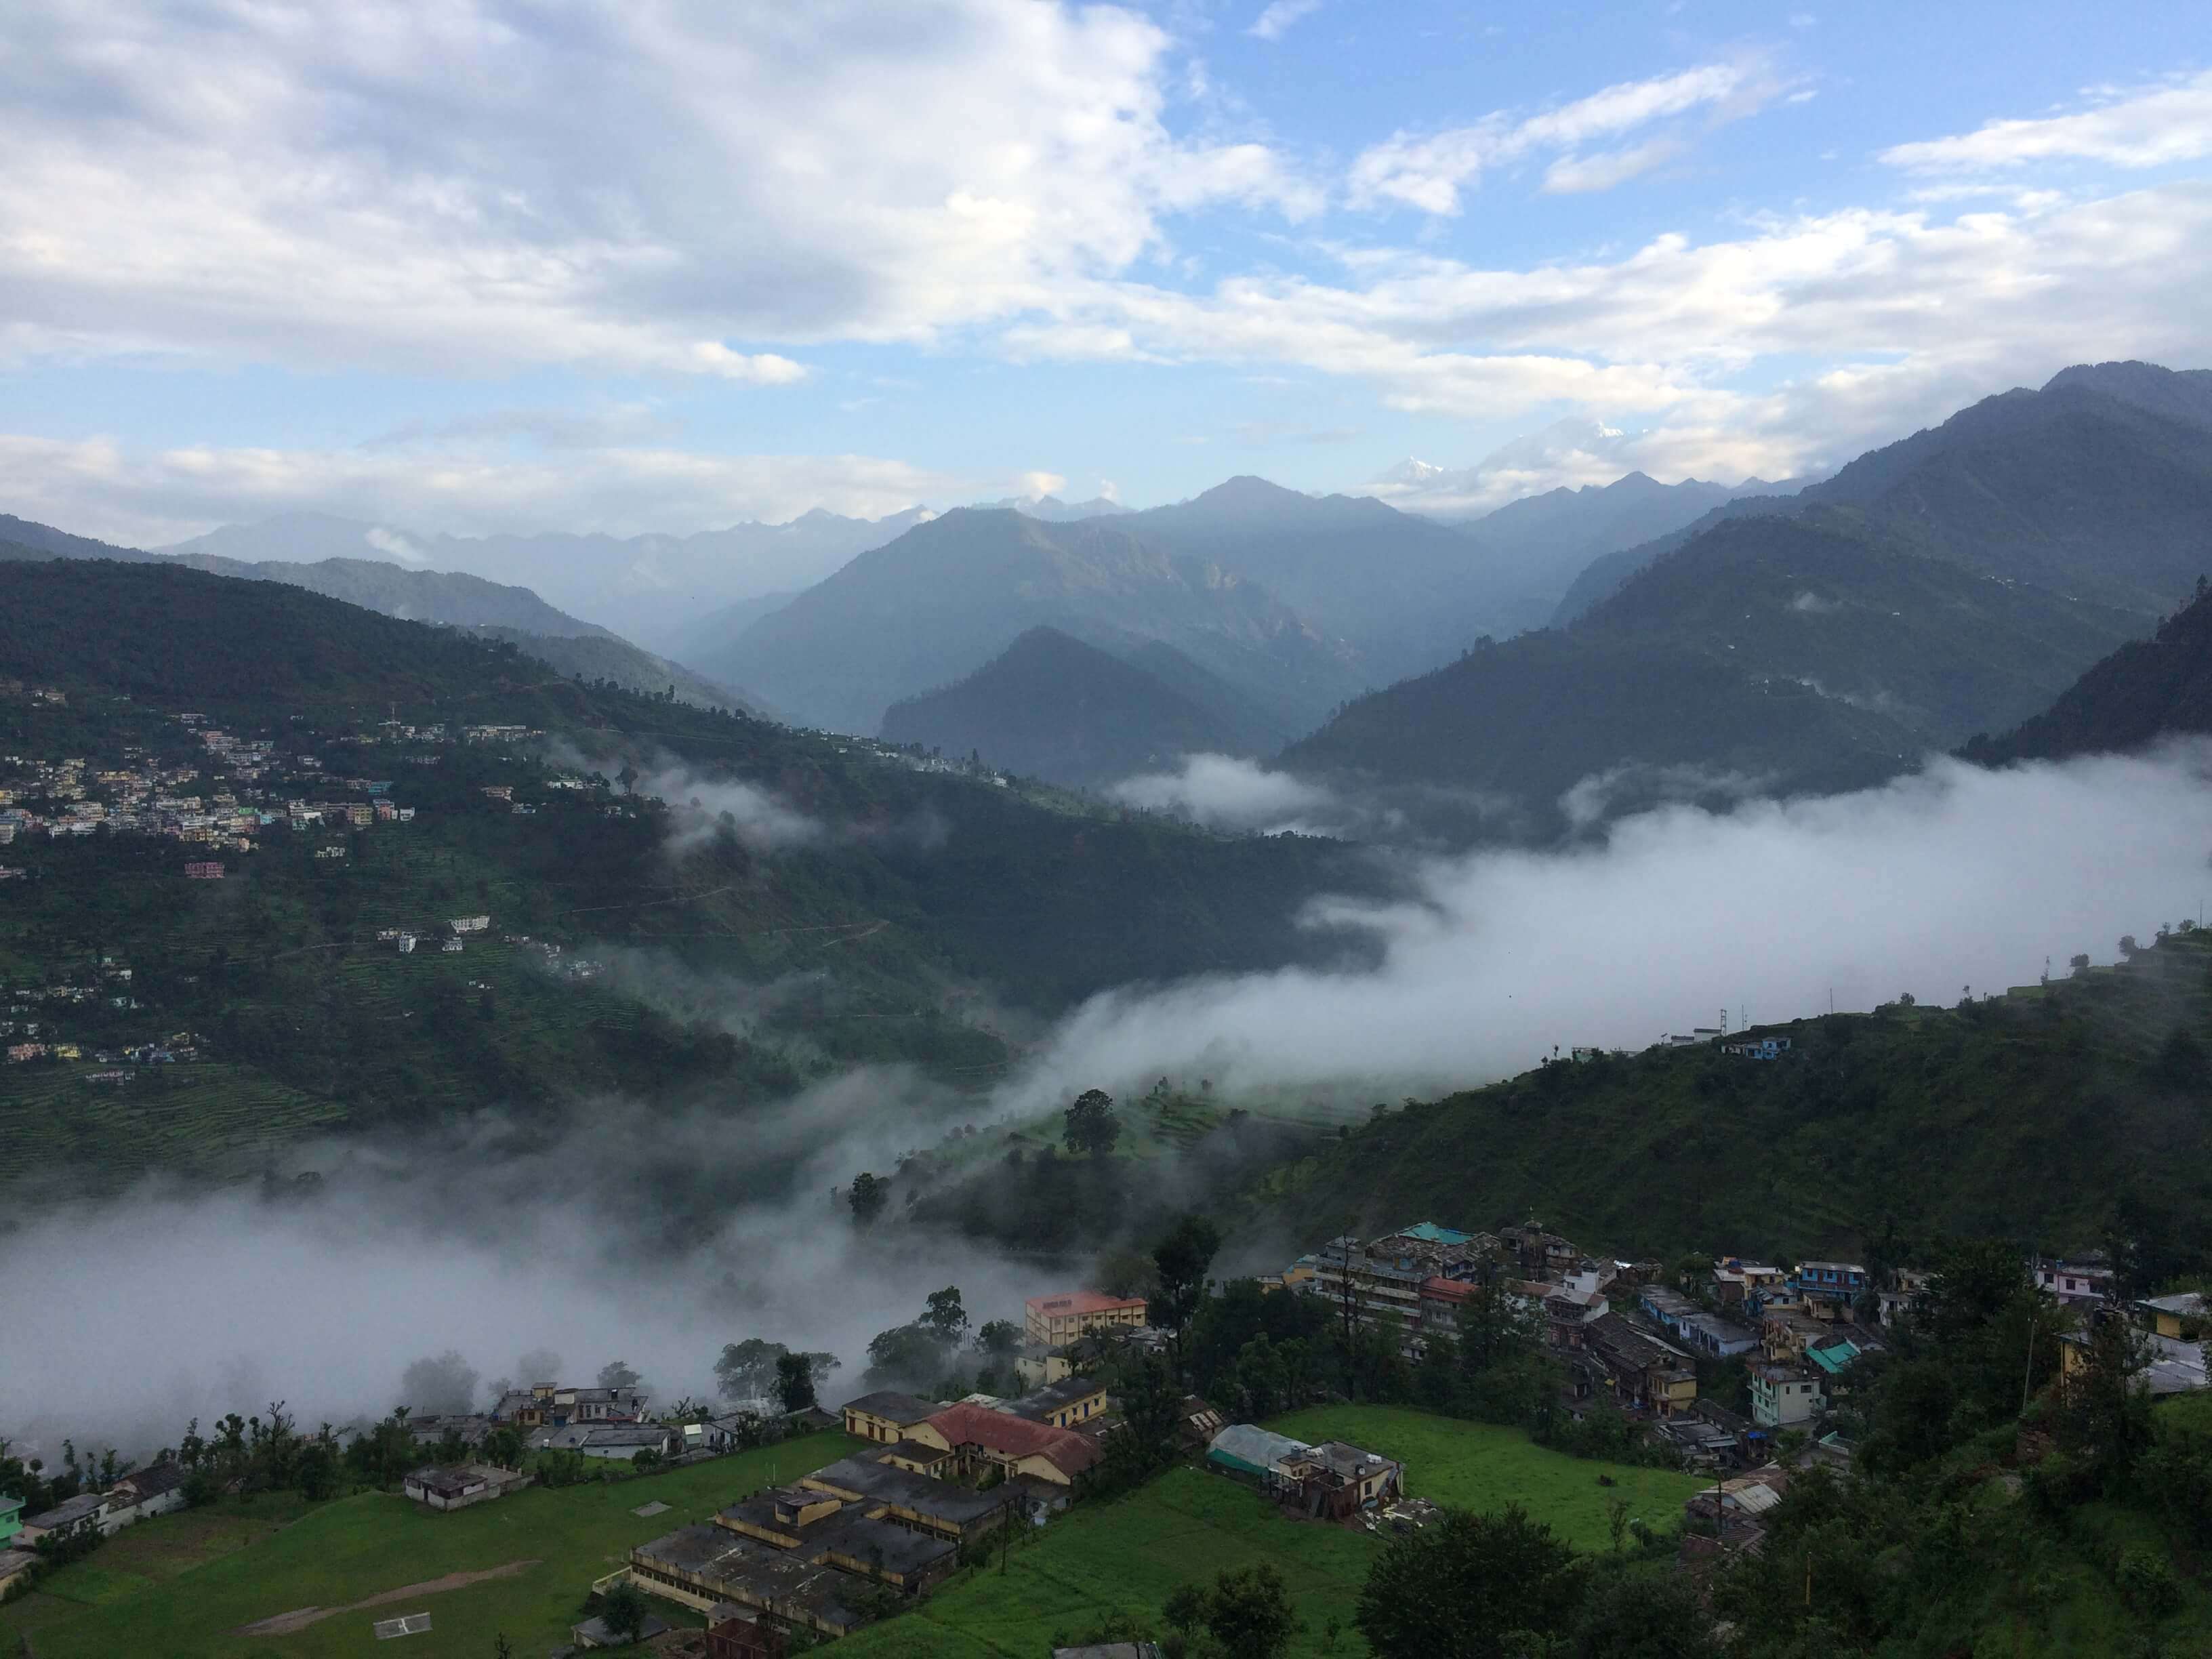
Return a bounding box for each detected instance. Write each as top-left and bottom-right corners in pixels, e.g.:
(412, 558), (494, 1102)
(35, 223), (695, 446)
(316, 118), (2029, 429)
(3, 1), (2210, 545)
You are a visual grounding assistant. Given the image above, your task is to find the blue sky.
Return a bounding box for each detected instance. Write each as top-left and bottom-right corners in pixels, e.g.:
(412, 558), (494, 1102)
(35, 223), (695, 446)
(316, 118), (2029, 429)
(3, 0), (2209, 544)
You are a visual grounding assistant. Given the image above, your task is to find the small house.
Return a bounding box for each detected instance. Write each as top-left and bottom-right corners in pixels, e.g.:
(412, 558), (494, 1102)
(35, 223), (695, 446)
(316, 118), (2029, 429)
(102, 1460), (189, 1531)
(1275, 1440), (1404, 1519)
(17, 1492), (107, 1546)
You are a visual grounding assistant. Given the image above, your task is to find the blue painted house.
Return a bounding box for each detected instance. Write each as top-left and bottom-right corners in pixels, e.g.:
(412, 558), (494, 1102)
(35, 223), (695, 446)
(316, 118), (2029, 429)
(1793, 1261), (1869, 1308)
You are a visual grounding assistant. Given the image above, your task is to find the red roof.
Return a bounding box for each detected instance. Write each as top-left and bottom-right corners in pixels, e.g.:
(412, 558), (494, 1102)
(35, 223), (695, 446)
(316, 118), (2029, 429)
(1421, 1277), (1473, 1302)
(926, 1404), (1101, 1479)
(1025, 1291), (1145, 1318)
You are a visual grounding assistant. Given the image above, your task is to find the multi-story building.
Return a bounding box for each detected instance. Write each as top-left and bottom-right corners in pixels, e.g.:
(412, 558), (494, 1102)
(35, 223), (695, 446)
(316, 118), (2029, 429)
(1022, 1290), (1147, 1347)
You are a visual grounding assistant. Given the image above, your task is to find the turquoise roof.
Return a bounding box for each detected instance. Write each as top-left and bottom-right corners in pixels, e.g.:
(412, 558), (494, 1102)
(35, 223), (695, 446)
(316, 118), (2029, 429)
(1807, 1340), (1862, 1375)
(1395, 1222), (1473, 1245)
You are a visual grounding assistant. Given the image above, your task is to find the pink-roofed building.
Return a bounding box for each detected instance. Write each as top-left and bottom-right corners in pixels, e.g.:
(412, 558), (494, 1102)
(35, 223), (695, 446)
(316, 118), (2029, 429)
(1023, 1290), (1147, 1347)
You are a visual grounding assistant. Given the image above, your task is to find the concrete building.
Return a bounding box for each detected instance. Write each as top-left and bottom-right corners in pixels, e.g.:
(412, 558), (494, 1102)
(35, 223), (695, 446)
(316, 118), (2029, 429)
(907, 1403), (1101, 1487)
(1023, 1291), (1148, 1347)
(1750, 1364), (1826, 1428)
(100, 1462), (189, 1532)
(403, 1464), (533, 1511)
(840, 1390), (942, 1446)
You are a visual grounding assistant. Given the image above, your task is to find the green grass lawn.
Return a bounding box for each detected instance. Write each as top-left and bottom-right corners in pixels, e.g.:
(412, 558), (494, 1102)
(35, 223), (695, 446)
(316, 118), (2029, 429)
(1264, 1404), (1706, 1551)
(0, 1432), (862, 1659)
(838, 1406), (1706, 1659)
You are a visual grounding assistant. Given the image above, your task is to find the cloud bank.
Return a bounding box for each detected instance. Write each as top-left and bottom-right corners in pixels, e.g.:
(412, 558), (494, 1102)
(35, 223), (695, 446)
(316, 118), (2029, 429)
(1023, 745), (2212, 1105)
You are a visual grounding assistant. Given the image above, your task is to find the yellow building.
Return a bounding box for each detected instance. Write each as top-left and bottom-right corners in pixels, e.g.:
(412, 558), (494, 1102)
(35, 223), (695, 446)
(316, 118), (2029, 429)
(839, 1390), (941, 1446)
(1023, 1290), (1146, 1347)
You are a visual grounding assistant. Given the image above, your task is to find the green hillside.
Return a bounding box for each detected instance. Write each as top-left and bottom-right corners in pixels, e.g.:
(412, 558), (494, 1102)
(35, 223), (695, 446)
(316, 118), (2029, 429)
(1966, 580), (2212, 764)
(1252, 926), (2212, 1264)
(1285, 514), (2143, 836)
(0, 560), (1385, 1191)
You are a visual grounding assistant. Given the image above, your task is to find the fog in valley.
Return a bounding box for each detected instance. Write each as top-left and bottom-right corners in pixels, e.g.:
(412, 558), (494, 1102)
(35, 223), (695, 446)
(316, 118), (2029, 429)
(6, 741), (2211, 1456)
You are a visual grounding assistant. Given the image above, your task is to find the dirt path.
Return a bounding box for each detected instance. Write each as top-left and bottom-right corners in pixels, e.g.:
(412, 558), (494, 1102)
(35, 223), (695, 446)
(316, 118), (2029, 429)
(232, 1558), (540, 1636)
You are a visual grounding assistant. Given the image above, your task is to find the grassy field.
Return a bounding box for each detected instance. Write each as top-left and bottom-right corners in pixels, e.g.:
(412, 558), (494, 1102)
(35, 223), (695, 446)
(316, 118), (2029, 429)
(0, 1431), (862, 1658)
(836, 1406), (1706, 1659)
(1265, 1404), (1706, 1551)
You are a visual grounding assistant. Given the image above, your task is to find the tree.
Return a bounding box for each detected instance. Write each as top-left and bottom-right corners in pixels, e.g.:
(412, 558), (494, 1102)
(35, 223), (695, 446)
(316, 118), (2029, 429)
(596, 1359), (642, 1391)
(1568, 1565), (1715, 1658)
(2056, 1313), (2155, 1495)
(975, 1319), (1022, 1361)
(1094, 1245), (1160, 1300)
(865, 1323), (949, 1389)
(848, 1172), (888, 1227)
(776, 1351), (821, 1414)
(716, 1338), (788, 1402)
(922, 1285), (971, 1349)
(1063, 1088), (1122, 1159)
(1165, 1564), (1299, 1659)
(1355, 1504), (1584, 1659)
(1153, 1213), (1223, 1370)
(398, 1350), (480, 1416)
(599, 1578), (649, 1643)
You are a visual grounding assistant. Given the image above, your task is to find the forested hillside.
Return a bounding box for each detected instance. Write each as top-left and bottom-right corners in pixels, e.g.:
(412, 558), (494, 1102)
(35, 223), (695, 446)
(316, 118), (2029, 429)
(1254, 928), (2212, 1267)
(1967, 581), (2212, 765)
(0, 560), (1385, 1193)
(1284, 514), (2141, 834)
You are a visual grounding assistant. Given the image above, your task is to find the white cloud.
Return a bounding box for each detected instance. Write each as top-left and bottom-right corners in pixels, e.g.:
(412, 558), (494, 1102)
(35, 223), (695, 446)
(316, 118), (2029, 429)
(1882, 71), (2212, 173)
(0, 1), (1318, 378)
(1349, 61), (1769, 213)
(1036, 180), (2212, 484)
(363, 527), (431, 567)
(1017, 746), (2212, 1105)
(0, 432), (981, 548)
(1110, 754), (1340, 833)
(1248, 0), (1324, 43)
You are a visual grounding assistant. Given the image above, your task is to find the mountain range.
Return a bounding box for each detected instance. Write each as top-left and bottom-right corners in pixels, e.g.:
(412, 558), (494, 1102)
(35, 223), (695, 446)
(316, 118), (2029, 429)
(1555, 361), (2212, 623)
(0, 520), (765, 716)
(158, 506), (933, 649)
(703, 507), (1368, 737)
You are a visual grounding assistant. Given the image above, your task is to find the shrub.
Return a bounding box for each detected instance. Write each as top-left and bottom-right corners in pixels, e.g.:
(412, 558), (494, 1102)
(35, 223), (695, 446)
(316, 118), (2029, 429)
(2116, 1546), (2182, 1616)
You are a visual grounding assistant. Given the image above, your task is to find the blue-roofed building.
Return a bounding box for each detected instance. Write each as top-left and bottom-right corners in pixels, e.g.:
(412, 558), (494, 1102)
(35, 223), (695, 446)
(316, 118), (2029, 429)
(1794, 1263), (1870, 1309)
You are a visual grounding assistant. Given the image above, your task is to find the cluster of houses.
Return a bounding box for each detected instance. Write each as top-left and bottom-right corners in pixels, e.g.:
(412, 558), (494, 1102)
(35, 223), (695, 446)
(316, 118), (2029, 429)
(0, 1462), (191, 1596)
(1286, 1221), (2211, 1477)
(0, 702), (424, 859)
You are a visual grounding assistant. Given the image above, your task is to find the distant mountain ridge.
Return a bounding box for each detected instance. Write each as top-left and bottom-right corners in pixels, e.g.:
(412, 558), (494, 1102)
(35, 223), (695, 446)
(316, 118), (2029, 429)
(1, 515), (766, 716)
(1555, 361), (2212, 623)
(709, 507), (1364, 737)
(880, 626), (1273, 787)
(159, 506), (933, 647)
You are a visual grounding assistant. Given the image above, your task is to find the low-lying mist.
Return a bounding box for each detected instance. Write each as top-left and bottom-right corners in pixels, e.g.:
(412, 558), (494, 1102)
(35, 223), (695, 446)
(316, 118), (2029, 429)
(7, 742), (2210, 1452)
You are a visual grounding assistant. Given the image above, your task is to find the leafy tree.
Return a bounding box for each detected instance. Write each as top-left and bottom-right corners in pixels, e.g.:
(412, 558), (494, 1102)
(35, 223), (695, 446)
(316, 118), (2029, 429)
(775, 1351), (822, 1414)
(848, 1172), (888, 1227)
(1153, 1213), (1223, 1369)
(715, 1338), (789, 1401)
(398, 1351), (480, 1416)
(1094, 1244), (1161, 1300)
(975, 1319), (1023, 1361)
(922, 1285), (971, 1348)
(1165, 1563), (1299, 1659)
(2055, 1313), (2155, 1494)
(1569, 1565), (1714, 1658)
(1063, 1088), (1122, 1158)
(599, 1578), (649, 1643)
(865, 1323), (949, 1390)
(596, 1359), (641, 1391)
(1355, 1504), (1584, 1659)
